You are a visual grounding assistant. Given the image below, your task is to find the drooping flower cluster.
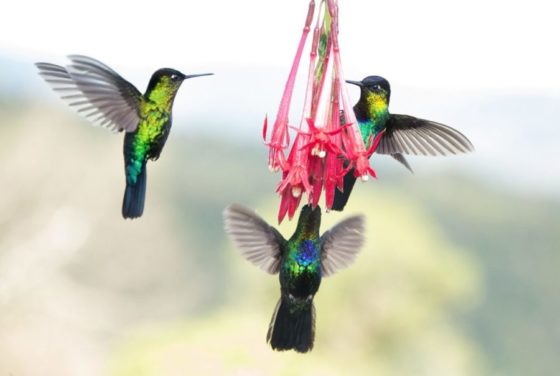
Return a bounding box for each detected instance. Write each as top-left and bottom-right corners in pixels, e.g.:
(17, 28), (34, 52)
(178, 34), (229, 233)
(263, 0), (379, 223)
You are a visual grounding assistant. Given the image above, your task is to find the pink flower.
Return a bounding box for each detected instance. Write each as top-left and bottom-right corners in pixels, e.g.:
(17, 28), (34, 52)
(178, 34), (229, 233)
(276, 134), (312, 222)
(262, 116), (287, 172)
(263, 1), (315, 172)
(297, 118), (345, 158)
(266, 0), (377, 221)
(278, 185), (302, 224)
(323, 77), (346, 208)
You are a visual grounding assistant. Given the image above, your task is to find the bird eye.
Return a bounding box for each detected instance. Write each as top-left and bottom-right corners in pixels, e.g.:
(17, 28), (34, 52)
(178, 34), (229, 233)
(374, 84), (381, 90)
(170, 74), (178, 80)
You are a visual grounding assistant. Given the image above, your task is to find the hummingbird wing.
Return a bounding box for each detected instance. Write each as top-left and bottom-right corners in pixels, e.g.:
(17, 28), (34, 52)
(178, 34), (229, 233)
(378, 114), (474, 156)
(223, 204), (286, 274)
(320, 215), (366, 277)
(341, 110), (414, 173)
(35, 55), (142, 133)
(391, 153), (414, 173)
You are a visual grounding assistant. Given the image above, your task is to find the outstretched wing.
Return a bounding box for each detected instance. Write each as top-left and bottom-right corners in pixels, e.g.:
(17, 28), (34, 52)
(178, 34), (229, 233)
(223, 204), (286, 274)
(342, 110), (415, 173)
(320, 215), (365, 277)
(377, 114), (474, 156)
(36, 55), (142, 132)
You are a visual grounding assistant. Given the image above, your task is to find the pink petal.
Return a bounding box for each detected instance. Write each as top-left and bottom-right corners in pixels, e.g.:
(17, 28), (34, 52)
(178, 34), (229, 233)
(266, 1), (316, 172)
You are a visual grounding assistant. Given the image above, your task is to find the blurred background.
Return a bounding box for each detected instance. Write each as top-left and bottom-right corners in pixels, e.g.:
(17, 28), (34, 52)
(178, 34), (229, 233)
(1, 0), (559, 375)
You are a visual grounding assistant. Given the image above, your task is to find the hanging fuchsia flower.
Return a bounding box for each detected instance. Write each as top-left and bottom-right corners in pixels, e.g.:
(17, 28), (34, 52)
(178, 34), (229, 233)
(264, 0), (376, 222)
(296, 118), (345, 158)
(276, 134), (310, 222)
(263, 1), (315, 173)
(277, 134), (312, 198)
(322, 76), (346, 209)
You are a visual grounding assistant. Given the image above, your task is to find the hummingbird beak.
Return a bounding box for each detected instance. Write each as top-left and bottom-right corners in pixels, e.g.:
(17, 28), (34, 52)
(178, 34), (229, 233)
(183, 73), (214, 80)
(345, 80), (363, 87)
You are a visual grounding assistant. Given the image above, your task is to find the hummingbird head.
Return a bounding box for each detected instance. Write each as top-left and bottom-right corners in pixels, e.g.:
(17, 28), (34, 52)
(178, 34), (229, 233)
(293, 204), (322, 239)
(145, 69), (213, 107)
(346, 75), (391, 103)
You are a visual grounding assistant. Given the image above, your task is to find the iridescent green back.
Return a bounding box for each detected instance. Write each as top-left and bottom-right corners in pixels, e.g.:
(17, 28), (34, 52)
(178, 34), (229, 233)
(125, 76), (182, 184)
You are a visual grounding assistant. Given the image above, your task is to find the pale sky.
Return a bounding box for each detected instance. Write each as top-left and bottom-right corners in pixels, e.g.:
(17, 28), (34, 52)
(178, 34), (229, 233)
(2, 0), (559, 194)
(2, 0), (559, 91)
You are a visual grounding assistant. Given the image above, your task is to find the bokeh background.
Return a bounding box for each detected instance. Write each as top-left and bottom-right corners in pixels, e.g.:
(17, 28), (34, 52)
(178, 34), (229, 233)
(1, 0), (559, 375)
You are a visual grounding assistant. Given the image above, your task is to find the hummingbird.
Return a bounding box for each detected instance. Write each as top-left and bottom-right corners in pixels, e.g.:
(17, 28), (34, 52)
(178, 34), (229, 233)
(35, 55), (213, 219)
(332, 75), (474, 211)
(223, 203), (365, 353)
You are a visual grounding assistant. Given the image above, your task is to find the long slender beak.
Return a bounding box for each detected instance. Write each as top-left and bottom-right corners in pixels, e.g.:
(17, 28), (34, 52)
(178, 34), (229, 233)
(345, 79), (363, 87)
(184, 73), (214, 80)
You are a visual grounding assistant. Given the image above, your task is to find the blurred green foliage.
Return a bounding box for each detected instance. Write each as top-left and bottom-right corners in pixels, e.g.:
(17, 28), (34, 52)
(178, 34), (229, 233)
(110, 190), (482, 375)
(0, 103), (559, 375)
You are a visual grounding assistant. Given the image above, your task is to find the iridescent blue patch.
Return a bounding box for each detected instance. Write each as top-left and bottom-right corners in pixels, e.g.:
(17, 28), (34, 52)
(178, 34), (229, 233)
(296, 240), (319, 267)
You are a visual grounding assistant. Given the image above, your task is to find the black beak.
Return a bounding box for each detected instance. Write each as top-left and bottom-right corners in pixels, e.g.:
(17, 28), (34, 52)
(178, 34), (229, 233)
(183, 73), (214, 80)
(345, 80), (363, 87)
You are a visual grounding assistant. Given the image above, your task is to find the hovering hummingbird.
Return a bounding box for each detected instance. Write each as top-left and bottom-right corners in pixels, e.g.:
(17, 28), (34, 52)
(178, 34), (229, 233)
(332, 75), (474, 211)
(223, 203), (365, 353)
(35, 55), (213, 219)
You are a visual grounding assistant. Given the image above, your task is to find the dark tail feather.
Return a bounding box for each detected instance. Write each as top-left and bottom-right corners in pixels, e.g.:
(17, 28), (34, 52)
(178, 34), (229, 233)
(331, 168), (357, 212)
(122, 164), (147, 219)
(267, 297), (316, 353)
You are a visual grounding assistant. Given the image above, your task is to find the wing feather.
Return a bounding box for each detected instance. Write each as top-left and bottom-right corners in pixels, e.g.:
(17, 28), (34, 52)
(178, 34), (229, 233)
(378, 114), (474, 156)
(223, 204), (286, 274)
(35, 55), (142, 133)
(320, 215), (365, 277)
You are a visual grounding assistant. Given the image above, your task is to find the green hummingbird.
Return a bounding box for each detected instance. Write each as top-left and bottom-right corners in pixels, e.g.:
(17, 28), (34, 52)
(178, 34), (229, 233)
(35, 55), (212, 219)
(332, 75), (474, 211)
(223, 203), (365, 353)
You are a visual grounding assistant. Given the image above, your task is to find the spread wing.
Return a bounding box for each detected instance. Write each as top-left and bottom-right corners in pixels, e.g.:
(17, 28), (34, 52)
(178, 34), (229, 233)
(377, 114), (474, 156)
(223, 204), (286, 274)
(341, 110), (413, 173)
(36, 55), (142, 132)
(320, 215), (365, 277)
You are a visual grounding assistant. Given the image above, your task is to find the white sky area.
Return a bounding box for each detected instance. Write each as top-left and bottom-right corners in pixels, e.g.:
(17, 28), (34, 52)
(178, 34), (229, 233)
(1, 0), (559, 92)
(1, 0), (559, 195)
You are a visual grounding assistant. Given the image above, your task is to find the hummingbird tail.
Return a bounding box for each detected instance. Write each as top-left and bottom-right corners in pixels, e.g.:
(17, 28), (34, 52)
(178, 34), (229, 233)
(267, 297), (315, 353)
(331, 168), (357, 211)
(122, 164), (147, 219)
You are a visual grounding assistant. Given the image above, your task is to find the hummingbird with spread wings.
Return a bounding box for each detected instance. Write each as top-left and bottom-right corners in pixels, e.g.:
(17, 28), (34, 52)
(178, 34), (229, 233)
(224, 204), (365, 353)
(36, 55), (212, 218)
(332, 75), (474, 211)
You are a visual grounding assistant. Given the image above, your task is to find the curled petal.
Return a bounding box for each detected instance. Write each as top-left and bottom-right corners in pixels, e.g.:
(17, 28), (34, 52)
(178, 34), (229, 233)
(297, 118), (345, 159)
(278, 186), (303, 223)
(268, 148), (287, 172)
(277, 164), (312, 195)
(367, 130), (385, 156)
(262, 115), (268, 142)
(353, 154), (377, 181)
